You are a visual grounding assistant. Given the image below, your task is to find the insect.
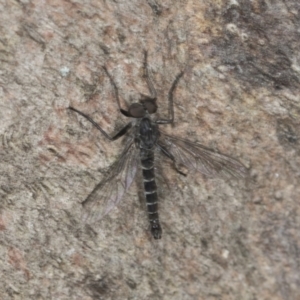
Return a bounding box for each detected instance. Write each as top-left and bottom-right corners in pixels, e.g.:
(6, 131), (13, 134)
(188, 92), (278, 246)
(69, 51), (248, 239)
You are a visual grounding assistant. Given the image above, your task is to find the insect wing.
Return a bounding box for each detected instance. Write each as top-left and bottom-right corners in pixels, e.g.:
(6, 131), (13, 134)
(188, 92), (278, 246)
(82, 140), (139, 223)
(158, 132), (248, 179)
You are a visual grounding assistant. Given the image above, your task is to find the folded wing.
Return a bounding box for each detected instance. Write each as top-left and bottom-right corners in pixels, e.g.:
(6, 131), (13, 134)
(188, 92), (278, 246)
(158, 132), (248, 179)
(82, 139), (139, 223)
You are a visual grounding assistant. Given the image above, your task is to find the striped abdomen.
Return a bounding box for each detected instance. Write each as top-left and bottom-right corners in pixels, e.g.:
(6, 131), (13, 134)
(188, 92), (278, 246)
(141, 152), (162, 239)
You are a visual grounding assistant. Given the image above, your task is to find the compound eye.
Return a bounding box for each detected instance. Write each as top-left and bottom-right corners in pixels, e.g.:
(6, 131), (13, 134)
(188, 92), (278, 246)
(128, 103), (145, 118)
(143, 99), (157, 114)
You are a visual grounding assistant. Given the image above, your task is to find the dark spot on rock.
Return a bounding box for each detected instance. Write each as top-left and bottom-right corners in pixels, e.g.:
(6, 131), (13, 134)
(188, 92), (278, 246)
(86, 278), (110, 298)
(276, 119), (299, 149)
(146, 0), (162, 16)
(201, 238), (208, 249)
(126, 278), (137, 289)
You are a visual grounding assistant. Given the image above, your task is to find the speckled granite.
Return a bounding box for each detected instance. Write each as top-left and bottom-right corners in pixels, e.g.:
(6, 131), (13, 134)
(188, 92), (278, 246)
(0, 1), (299, 299)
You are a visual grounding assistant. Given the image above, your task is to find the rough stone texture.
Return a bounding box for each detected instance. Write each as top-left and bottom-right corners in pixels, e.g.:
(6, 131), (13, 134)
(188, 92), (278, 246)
(0, 1), (299, 299)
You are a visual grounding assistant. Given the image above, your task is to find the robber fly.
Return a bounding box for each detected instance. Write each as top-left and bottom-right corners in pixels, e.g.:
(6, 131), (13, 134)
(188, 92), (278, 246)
(69, 51), (248, 239)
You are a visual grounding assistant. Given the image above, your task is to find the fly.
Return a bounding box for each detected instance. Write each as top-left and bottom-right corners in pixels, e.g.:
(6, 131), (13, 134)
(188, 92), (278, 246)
(69, 51), (248, 239)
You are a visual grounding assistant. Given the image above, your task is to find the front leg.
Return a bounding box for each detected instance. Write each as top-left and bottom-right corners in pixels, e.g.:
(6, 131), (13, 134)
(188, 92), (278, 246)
(69, 107), (132, 141)
(156, 71), (184, 125)
(102, 66), (131, 117)
(140, 50), (157, 101)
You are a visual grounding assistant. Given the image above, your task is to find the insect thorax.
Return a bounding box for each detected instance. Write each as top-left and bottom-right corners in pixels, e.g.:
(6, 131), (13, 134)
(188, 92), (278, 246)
(135, 117), (159, 151)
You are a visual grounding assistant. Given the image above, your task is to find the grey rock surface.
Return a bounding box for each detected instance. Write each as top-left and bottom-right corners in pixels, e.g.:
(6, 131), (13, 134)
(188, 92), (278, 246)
(0, 1), (299, 299)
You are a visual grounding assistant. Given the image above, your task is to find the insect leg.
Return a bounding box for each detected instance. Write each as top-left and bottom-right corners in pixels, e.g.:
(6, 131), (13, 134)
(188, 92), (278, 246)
(69, 107), (132, 141)
(157, 143), (187, 176)
(156, 71), (184, 124)
(140, 50), (157, 101)
(102, 66), (131, 117)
